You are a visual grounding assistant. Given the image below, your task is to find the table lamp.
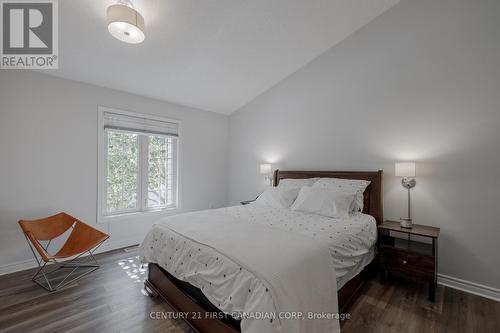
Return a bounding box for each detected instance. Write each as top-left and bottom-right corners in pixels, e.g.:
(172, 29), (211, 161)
(260, 164), (273, 186)
(395, 162), (416, 228)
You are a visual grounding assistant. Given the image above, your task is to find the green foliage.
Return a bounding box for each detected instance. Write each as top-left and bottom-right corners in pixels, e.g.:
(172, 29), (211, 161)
(148, 136), (167, 207)
(106, 131), (174, 213)
(106, 131), (138, 212)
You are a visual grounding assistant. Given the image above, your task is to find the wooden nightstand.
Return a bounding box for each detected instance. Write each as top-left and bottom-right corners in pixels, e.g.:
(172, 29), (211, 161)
(378, 220), (440, 301)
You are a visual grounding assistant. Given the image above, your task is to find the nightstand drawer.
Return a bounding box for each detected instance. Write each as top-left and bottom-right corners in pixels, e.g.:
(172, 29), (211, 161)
(380, 248), (434, 277)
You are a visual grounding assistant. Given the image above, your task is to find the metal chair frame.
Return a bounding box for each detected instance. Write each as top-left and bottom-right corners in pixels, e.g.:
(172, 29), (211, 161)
(20, 216), (109, 292)
(24, 231), (107, 292)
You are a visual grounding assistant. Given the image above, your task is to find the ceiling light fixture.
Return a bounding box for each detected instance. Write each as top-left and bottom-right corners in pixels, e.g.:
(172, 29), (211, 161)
(107, 0), (145, 44)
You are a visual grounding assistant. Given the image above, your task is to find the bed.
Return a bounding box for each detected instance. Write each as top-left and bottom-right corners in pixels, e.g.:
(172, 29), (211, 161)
(141, 170), (383, 333)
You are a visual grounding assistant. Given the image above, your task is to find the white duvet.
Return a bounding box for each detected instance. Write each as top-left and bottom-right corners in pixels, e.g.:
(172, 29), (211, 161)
(140, 203), (377, 333)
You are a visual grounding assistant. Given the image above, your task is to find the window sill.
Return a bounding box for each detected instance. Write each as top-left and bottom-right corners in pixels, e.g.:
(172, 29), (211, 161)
(97, 206), (180, 224)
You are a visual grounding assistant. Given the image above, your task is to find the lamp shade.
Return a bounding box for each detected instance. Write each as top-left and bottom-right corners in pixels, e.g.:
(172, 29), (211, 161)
(107, 3), (145, 44)
(395, 162), (416, 177)
(260, 164), (272, 174)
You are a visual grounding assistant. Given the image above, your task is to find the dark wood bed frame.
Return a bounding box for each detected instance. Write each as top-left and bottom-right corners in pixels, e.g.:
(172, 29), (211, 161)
(145, 170), (383, 333)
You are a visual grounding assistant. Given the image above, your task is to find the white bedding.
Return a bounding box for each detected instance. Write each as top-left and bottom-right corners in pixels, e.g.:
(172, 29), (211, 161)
(223, 203), (377, 288)
(140, 203), (377, 333)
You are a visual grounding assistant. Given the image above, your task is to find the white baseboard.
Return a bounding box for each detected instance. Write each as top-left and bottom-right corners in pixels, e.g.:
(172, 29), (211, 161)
(438, 274), (500, 302)
(0, 258), (37, 276)
(0, 239), (140, 276)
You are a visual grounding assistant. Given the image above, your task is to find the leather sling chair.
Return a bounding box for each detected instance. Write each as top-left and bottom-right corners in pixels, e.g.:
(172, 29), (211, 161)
(19, 212), (110, 292)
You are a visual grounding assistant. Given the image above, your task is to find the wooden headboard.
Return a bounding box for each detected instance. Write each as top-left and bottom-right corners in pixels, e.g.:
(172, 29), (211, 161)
(273, 170), (383, 225)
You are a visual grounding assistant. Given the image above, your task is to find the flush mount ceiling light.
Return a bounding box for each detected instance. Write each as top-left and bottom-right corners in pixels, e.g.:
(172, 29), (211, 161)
(107, 0), (145, 44)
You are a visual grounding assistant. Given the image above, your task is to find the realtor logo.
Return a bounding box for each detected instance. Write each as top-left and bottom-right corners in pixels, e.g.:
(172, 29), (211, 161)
(1, 0), (58, 69)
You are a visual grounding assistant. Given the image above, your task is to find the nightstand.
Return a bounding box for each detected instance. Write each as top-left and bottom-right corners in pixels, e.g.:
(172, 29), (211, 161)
(378, 220), (440, 301)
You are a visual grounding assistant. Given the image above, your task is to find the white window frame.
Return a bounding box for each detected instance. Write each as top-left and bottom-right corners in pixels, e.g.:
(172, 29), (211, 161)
(97, 106), (181, 223)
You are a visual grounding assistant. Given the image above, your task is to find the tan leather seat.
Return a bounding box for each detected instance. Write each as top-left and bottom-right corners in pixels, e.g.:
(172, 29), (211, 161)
(18, 212), (109, 291)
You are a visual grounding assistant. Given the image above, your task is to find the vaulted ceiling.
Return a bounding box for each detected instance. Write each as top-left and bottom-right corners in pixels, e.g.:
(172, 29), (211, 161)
(40, 0), (399, 114)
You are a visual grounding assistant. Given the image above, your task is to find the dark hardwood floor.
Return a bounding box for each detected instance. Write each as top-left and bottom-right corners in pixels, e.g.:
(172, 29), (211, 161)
(1, 248), (499, 333)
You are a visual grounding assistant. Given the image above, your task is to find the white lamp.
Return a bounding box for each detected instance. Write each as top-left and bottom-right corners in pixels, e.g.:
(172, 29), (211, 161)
(107, 0), (145, 44)
(395, 162), (416, 228)
(260, 164), (273, 186)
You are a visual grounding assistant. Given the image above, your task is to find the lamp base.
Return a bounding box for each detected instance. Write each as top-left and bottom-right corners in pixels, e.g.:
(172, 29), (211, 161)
(401, 177), (416, 189)
(400, 218), (413, 229)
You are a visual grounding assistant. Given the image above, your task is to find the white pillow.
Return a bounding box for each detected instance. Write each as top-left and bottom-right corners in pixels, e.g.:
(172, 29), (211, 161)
(277, 178), (319, 189)
(312, 178), (371, 212)
(290, 187), (355, 218)
(255, 187), (300, 209)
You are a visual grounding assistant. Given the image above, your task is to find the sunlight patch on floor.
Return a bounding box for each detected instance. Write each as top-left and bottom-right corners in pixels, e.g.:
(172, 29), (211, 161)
(118, 255), (148, 283)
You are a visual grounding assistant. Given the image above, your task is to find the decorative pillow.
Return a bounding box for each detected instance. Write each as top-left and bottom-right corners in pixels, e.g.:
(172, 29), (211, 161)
(255, 187), (300, 209)
(277, 178), (319, 189)
(312, 178), (371, 212)
(290, 187), (355, 218)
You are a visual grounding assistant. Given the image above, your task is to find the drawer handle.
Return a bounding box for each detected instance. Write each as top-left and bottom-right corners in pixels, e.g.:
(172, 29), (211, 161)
(402, 260), (407, 265)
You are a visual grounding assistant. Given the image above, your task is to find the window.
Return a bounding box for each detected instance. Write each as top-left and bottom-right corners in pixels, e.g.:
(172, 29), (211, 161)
(98, 107), (179, 221)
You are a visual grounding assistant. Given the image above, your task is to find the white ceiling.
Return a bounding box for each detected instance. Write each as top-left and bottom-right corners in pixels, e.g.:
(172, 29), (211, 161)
(40, 0), (399, 114)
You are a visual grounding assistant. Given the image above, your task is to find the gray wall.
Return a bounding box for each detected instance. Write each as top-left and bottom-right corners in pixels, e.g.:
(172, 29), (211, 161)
(228, 0), (500, 289)
(0, 71), (229, 271)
